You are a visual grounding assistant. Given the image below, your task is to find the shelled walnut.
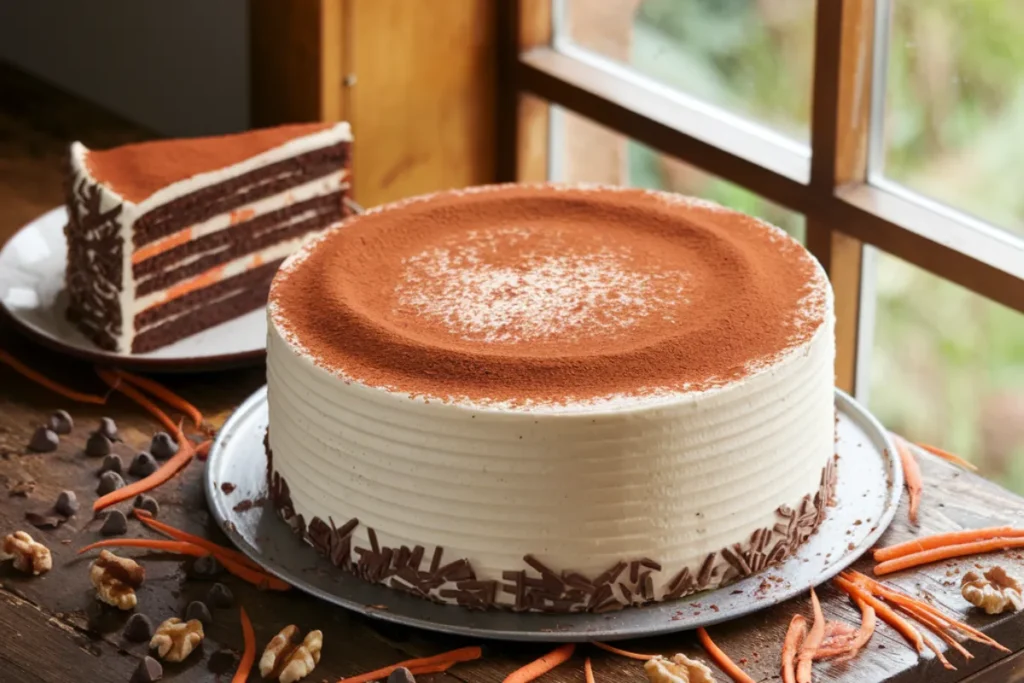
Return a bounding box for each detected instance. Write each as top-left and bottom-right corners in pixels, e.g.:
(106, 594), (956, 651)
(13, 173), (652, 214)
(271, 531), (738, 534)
(644, 654), (715, 683)
(0, 531), (52, 575)
(150, 618), (204, 662)
(259, 624), (323, 683)
(90, 550), (145, 610)
(961, 566), (1024, 615)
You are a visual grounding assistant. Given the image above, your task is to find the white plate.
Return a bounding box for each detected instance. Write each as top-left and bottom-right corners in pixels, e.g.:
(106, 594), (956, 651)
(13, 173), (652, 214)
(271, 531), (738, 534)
(0, 207), (266, 372)
(205, 387), (902, 642)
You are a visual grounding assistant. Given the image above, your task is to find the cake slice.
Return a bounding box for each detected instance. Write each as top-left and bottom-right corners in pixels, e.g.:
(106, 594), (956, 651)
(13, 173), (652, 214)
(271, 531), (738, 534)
(64, 122), (352, 353)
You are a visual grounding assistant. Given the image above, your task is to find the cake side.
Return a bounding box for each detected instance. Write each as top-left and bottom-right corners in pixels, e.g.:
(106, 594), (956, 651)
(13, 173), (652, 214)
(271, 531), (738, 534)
(64, 123), (352, 353)
(265, 309), (836, 612)
(264, 185), (837, 612)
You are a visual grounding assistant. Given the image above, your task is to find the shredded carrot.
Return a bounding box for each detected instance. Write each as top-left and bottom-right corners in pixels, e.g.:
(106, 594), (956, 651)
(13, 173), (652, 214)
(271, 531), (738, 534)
(95, 368), (178, 434)
(781, 615), (807, 683)
(696, 628), (754, 683)
(873, 527), (1024, 562)
(813, 620), (858, 660)
(592, 642), (655, 661)
(874, 537), (1024, 576)
(231, 606), (256, 683)
(115, 370), (205, 429)
(0, 349), (107, 404)
(132, 508), (263, 572)
(835, 577), (925, 653)
(898, 603), (973, 662)
(77, 537), (290, 591)
(844, 571), (1008, 652)
(894, 435), (923, 524)
(916, 442), (978, 472)
(503, 644), (575, 683)
(94, 429), (195, 511)
(337, 646), (482, 683)
(79, 538), (198, 556)
(833, 599), (875, 662)
(584, 657), (596, 683)
(796, 588), (824, 683)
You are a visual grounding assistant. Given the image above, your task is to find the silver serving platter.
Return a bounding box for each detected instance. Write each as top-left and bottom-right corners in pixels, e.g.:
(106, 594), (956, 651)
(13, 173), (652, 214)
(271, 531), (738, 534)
(205, 387), (902, 642)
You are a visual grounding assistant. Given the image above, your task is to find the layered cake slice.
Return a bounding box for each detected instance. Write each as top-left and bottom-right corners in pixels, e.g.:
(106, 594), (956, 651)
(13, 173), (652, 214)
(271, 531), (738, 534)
(266, 184), (837, 613)
(64, 122), (352, 353)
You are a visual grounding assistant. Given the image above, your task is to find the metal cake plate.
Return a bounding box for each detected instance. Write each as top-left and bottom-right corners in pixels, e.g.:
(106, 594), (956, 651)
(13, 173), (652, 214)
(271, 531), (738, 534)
(205, 387), (902, 642)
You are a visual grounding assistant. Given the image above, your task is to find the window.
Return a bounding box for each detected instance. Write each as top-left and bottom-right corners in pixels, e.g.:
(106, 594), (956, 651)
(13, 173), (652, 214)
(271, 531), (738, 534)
(501, 0), (1024, 489)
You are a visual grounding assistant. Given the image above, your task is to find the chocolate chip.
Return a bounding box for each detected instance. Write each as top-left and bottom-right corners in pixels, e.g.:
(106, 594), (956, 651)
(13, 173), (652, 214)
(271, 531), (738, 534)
(55, 490), (79, 516)
(388, 667), (417, 683)
(96, 471), (124, 495)
(123, 613), (154, 642)
(98, 417), (118, 441)
(133, 494), (160, 517)
(99, 453), (124, 476)
(48, 410), (73, 435)
(184, 600), (212, 626)
(129, 452), (158, 477)
(149, 432), (177, 461)
(206, 582), (234, 608)
(208, 649), (238, 675)
(100, 509), (128, 536)
(85, 431), (112, 457)
(131, 656), (163, 683)
(28, 427), (58, 453)
(189, 554), (223, 579)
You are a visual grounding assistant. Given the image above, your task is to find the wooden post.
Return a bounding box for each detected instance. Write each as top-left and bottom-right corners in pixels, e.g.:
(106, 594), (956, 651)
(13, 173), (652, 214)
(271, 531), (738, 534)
(251, 0), (497, 208)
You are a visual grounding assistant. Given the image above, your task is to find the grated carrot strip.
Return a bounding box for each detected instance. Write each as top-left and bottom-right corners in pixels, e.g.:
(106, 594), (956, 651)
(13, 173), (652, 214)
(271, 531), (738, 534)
(115, 369), (205, 429)
(781, 615), (807, 683)
(894, 435), (923, 525)
(592, 642), (655, 661)
(95, 368), (178, 434)
(132, 508), (262, 572)
(874, 538), (1024, 576)
(584, 657), (596, 683)
(0, 349), (107, 404)
(916, 443), (978, 471)
(873, 527), (1024, 562)
(796, 588), (824, 683)
(503, 644), (575, 683)
(337, 646), (482, 683)
(231, 606), (256, 683)
(696, 627), (754, 683)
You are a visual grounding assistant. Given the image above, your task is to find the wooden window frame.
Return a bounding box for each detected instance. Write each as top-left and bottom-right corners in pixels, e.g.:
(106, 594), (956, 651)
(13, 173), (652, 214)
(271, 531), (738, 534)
(497, 0), (1024, 395)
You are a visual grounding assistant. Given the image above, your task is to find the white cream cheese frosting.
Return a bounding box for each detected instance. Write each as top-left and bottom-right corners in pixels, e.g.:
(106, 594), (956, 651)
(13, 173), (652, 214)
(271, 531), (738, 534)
(265, 184), (836, 612)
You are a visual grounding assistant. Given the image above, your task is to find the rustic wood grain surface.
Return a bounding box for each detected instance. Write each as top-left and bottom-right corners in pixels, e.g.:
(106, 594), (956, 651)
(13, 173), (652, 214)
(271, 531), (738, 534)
(2, 61), (1023, 682)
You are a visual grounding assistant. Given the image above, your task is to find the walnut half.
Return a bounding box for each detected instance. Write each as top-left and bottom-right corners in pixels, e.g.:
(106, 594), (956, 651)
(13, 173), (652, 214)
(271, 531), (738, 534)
(150, 618), (204, 662)
(644, 654), (715, 683)
(90, 550), (145, 610)
(259, 624), (323, 683)
(0, 531), (52, 575)
(961, 566), (1024, 615)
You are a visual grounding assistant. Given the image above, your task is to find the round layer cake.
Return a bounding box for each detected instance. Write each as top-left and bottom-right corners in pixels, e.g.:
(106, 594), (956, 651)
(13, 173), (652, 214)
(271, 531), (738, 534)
(266, 184), (836, 613)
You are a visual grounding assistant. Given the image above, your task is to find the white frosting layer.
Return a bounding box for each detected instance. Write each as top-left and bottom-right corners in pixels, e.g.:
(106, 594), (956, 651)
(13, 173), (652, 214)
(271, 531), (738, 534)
(66, 122), (352, 352)
(266, 248), (836, 608)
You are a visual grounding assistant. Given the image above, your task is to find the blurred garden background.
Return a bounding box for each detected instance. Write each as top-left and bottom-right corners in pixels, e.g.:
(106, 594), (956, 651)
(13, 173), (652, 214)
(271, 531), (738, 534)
(560, 0), (1024, 491)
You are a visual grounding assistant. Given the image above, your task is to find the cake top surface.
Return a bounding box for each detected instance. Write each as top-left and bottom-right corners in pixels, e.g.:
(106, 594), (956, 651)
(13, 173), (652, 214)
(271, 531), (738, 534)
(82, 123), (334, 203)
(270, 184), (830, 407)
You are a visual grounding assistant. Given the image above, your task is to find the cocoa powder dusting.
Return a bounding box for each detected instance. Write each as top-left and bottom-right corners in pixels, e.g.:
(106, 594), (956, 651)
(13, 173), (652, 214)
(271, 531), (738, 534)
(271, 185), (828, 406)
(85, 123), (333, 203)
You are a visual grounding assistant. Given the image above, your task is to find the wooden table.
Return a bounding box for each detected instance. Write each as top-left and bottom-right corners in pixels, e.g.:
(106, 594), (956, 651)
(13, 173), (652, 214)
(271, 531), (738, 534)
(2, 61), (1023, 683)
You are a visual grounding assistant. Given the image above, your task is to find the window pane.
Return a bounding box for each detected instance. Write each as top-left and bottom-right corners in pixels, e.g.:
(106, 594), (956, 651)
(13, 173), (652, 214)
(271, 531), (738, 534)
(554, 107), (805, 242)
(880, 1), (1024, 237)
(869, 251), (1024, 492)
(555, 0), (815, 142)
